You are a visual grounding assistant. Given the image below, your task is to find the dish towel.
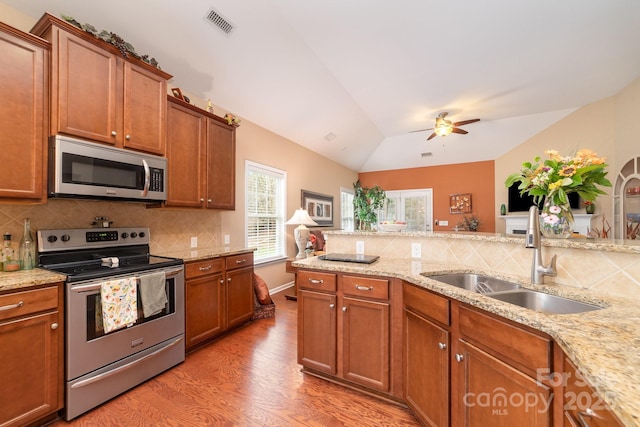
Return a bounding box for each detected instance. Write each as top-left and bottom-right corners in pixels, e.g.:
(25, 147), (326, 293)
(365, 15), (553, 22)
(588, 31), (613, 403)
(100, 277), (138, 334)
(139, 271), (167, 318)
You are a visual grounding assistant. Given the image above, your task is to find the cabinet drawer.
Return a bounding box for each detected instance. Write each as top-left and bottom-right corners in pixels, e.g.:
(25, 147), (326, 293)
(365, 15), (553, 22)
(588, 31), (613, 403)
(298, 270), (337, 292)
(563, 357), (622, 426)
(186, 258), (224, 279)
(403, 283), (450, 325)
(458, 305), (551, 373)
(342, 275), (389, 300)
(0, 286), (58, 322)
(225, 252), (254, 271)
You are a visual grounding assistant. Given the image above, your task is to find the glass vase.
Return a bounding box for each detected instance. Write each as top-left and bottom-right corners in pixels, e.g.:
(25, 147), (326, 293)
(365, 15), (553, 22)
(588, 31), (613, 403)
(540, 198), (574, 238)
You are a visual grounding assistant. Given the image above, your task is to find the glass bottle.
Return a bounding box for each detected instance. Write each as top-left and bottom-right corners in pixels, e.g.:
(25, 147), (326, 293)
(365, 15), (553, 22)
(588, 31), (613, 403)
(1, 233), (13, 271)
(19, 218), (36, 270)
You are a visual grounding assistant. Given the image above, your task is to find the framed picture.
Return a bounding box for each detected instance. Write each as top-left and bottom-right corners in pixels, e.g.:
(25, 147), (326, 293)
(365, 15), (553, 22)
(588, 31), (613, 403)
(449, 193), (472, 214)
(302, 190), (333, 226)
(171, 87), (184, 101)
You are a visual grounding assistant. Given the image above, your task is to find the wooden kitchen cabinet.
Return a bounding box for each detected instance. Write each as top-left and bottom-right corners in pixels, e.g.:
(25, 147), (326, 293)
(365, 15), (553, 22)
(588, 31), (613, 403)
(0, 284), (64, 427)
(562, 356), (622, 427)
(402, 282), (554, 426)
(31, 13), (171, 155)
(403, 284), (451, 427)
(185, 252), (254, 351)
(454, 304), (553, 426)
(165, 97), (236, 209)
(0, 22), (49, 202)
(297, 270), (401, 397)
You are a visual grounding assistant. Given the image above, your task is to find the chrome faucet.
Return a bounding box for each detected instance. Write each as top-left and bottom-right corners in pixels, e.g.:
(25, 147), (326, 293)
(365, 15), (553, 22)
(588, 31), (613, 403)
(526, 205), (557, 284)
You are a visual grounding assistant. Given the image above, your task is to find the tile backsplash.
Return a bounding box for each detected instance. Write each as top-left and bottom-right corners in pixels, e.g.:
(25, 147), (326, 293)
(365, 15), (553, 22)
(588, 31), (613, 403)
(0, 199), (222, 255)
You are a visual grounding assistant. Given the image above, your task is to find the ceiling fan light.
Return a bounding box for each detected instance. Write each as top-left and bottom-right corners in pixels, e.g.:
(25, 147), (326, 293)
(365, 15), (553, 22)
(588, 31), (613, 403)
(434, 123), (453, 137)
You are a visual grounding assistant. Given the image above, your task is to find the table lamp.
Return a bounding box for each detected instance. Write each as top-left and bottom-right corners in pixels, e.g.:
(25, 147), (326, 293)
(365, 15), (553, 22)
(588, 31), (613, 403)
(286, 208), (318, 259)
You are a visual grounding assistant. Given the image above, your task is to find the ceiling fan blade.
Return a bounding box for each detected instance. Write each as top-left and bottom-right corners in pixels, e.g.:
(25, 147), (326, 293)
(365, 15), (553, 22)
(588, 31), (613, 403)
(451, 127), (469, 135)
(409, 127), (434, 133)
(426, 132), (438, 140)
(452, 118), (480, 127)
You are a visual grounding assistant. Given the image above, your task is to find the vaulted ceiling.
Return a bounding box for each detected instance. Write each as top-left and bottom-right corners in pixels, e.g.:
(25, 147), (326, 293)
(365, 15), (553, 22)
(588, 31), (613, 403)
(4, 0), (640, 172)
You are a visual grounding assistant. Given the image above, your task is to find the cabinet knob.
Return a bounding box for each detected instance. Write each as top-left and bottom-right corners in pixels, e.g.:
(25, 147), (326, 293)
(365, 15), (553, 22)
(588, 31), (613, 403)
(111, 131), (117, 136)
(219, 279), (224, 284)
(342, 306), (347, 312)
(200, 198), (205, 202)
(125, 134), (131, 140)
(438, 342), (447, 350)
(51, 323), (59, 330)
(455, 354), (464, 362)
(207, 199), (212, 203)
(329, 304), (335, 309)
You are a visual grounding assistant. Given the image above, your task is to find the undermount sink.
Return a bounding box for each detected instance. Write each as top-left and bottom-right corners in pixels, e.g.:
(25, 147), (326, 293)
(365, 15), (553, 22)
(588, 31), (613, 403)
(424, 273), (521, 294)
(487, 290), (602, 314)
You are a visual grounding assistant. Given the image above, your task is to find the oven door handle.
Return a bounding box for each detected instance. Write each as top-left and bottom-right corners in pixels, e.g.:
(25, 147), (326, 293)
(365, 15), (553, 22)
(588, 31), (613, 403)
(70, 336), (184, 389)
(70, 267), (184, 293)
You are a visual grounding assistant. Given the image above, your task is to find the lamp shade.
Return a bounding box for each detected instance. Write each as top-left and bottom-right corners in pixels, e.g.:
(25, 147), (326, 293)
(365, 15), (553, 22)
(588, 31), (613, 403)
(285, 208), (318, 226)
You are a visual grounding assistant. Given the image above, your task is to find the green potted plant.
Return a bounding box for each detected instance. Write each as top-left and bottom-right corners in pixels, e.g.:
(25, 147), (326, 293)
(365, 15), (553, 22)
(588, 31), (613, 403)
(353, 180), (387, 231)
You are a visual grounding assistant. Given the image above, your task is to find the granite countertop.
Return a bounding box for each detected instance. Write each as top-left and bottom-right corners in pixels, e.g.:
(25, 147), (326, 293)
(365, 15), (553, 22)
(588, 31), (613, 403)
(159, 246), (256, 263)
(0, 268), (67, 292)
(293, 256), (640, 426)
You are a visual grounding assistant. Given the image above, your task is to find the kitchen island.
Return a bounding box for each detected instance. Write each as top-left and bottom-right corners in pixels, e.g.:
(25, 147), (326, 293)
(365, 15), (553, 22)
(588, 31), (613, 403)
(293, 231), (640, 426)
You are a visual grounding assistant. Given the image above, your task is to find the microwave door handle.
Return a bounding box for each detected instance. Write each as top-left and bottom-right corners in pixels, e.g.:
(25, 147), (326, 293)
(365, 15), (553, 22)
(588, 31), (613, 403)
(142, 159), (150, 197)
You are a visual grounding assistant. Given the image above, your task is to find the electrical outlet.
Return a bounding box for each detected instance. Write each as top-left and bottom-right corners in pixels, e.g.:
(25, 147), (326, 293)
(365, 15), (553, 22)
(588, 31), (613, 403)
(224, 234), (230, 245)
(411, 243), (421, 258)
(356, 240), (365, 254)
(190, 236), (198, 248)
(439, 220), (449, 226)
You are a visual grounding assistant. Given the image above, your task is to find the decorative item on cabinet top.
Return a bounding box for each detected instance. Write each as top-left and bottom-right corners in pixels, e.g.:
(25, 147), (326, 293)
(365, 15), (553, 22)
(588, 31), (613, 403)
(60, 14), (160, 67)
(224, 113), (241, 127)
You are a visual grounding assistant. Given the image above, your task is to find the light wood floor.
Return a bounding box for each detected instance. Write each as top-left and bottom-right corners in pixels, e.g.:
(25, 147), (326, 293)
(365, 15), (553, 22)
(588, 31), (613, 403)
(50, 290), (420, 426)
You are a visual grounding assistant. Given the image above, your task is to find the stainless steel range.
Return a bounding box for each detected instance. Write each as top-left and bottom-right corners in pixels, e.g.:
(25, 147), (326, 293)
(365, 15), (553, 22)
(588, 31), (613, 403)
(37, 227), (185, 420)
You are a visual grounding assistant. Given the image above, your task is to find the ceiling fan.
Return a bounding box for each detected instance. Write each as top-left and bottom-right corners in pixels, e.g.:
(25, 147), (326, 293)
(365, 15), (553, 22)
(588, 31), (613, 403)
(410, 112), (480, 141)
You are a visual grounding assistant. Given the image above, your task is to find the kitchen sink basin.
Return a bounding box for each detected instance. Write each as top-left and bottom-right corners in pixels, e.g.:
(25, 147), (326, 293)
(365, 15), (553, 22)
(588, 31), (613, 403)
(488, 290), (602, 314)
(424, 273), (521, 294)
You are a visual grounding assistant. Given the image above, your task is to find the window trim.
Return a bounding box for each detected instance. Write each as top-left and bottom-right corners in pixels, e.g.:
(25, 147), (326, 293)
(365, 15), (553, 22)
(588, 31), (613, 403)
(245, 160), (287, 265)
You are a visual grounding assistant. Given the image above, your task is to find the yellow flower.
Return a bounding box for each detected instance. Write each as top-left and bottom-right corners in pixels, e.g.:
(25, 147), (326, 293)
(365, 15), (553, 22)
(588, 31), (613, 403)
(559, 165), (576, 177)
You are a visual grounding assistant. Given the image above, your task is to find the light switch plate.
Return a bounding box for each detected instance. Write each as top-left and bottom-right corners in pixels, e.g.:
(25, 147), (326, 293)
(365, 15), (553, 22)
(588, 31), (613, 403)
(439, 220), (449, 226)
(356, 240), (365, 254)
(190, 236), (198, 248)
(224, 234), (230, 245)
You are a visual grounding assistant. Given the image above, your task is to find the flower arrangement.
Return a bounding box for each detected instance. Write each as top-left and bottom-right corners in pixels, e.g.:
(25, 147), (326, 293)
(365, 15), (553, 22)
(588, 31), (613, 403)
(458, 215), (480, 231)
(504, 149), (611, 206)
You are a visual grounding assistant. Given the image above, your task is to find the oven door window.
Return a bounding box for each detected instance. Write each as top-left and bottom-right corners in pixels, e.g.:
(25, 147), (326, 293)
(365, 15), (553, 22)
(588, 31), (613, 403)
(62, 153), (144, 190)
(86, 279), (176, 341)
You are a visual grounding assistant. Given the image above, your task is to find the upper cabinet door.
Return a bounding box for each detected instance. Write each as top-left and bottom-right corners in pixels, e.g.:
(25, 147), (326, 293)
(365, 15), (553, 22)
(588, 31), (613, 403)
(122, 61), (167, 155)
(206, 118), (236, 210)
(55, 28), (120, 145)
(0, 23), (49, 201)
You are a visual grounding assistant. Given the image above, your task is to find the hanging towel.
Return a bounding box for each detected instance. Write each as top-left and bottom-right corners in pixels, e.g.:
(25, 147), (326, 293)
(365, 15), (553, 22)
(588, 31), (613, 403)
(100, 277), (138, 334)
(139, 271), (167, 317)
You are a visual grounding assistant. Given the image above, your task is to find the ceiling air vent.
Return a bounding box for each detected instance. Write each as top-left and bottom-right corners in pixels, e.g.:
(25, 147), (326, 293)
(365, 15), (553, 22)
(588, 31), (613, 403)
(205, 8), (235, 35)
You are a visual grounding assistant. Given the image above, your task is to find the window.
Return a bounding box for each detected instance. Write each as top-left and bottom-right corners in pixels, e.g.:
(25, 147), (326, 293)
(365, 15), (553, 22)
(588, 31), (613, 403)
(378, 189), (433, 231)
(340, 187), (354, 231)
(245, 161), (286, 263)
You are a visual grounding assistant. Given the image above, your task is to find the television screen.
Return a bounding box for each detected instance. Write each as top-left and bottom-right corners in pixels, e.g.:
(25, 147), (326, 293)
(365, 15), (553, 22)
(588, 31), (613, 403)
(507, 183), (579, 212)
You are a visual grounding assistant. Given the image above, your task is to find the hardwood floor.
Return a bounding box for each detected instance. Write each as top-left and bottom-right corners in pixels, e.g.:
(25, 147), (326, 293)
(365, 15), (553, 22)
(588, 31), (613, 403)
(50, 290), (419, 426)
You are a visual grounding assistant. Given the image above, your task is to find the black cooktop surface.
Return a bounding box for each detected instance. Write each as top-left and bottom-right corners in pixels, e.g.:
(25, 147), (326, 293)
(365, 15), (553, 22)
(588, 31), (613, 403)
(319, 253), (380, 264)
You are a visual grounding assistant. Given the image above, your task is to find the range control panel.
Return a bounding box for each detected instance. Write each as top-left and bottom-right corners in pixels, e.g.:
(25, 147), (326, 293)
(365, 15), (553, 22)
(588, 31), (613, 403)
(37, 227), (151, 252)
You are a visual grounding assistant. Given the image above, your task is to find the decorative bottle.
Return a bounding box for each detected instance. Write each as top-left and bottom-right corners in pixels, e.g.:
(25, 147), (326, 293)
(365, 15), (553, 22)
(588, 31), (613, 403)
(1, 233), (16, 271)
(19, 218), (36, 270)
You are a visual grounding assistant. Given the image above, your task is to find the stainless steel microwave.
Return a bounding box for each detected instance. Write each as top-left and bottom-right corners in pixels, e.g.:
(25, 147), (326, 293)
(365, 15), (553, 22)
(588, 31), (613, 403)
(48, 135), (167, 202)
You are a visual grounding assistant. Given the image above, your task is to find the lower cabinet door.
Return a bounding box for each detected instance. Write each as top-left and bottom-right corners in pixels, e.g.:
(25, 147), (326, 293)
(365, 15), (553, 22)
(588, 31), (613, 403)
(342, 296), (389, 392)
(454, 339), (552, 427)
(226, 267), (254, 329)
(297, 289), (337, 374)
(404, 307), (449, 427)
(0, 312), (60, 427)
(185, 273), (224, 349)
